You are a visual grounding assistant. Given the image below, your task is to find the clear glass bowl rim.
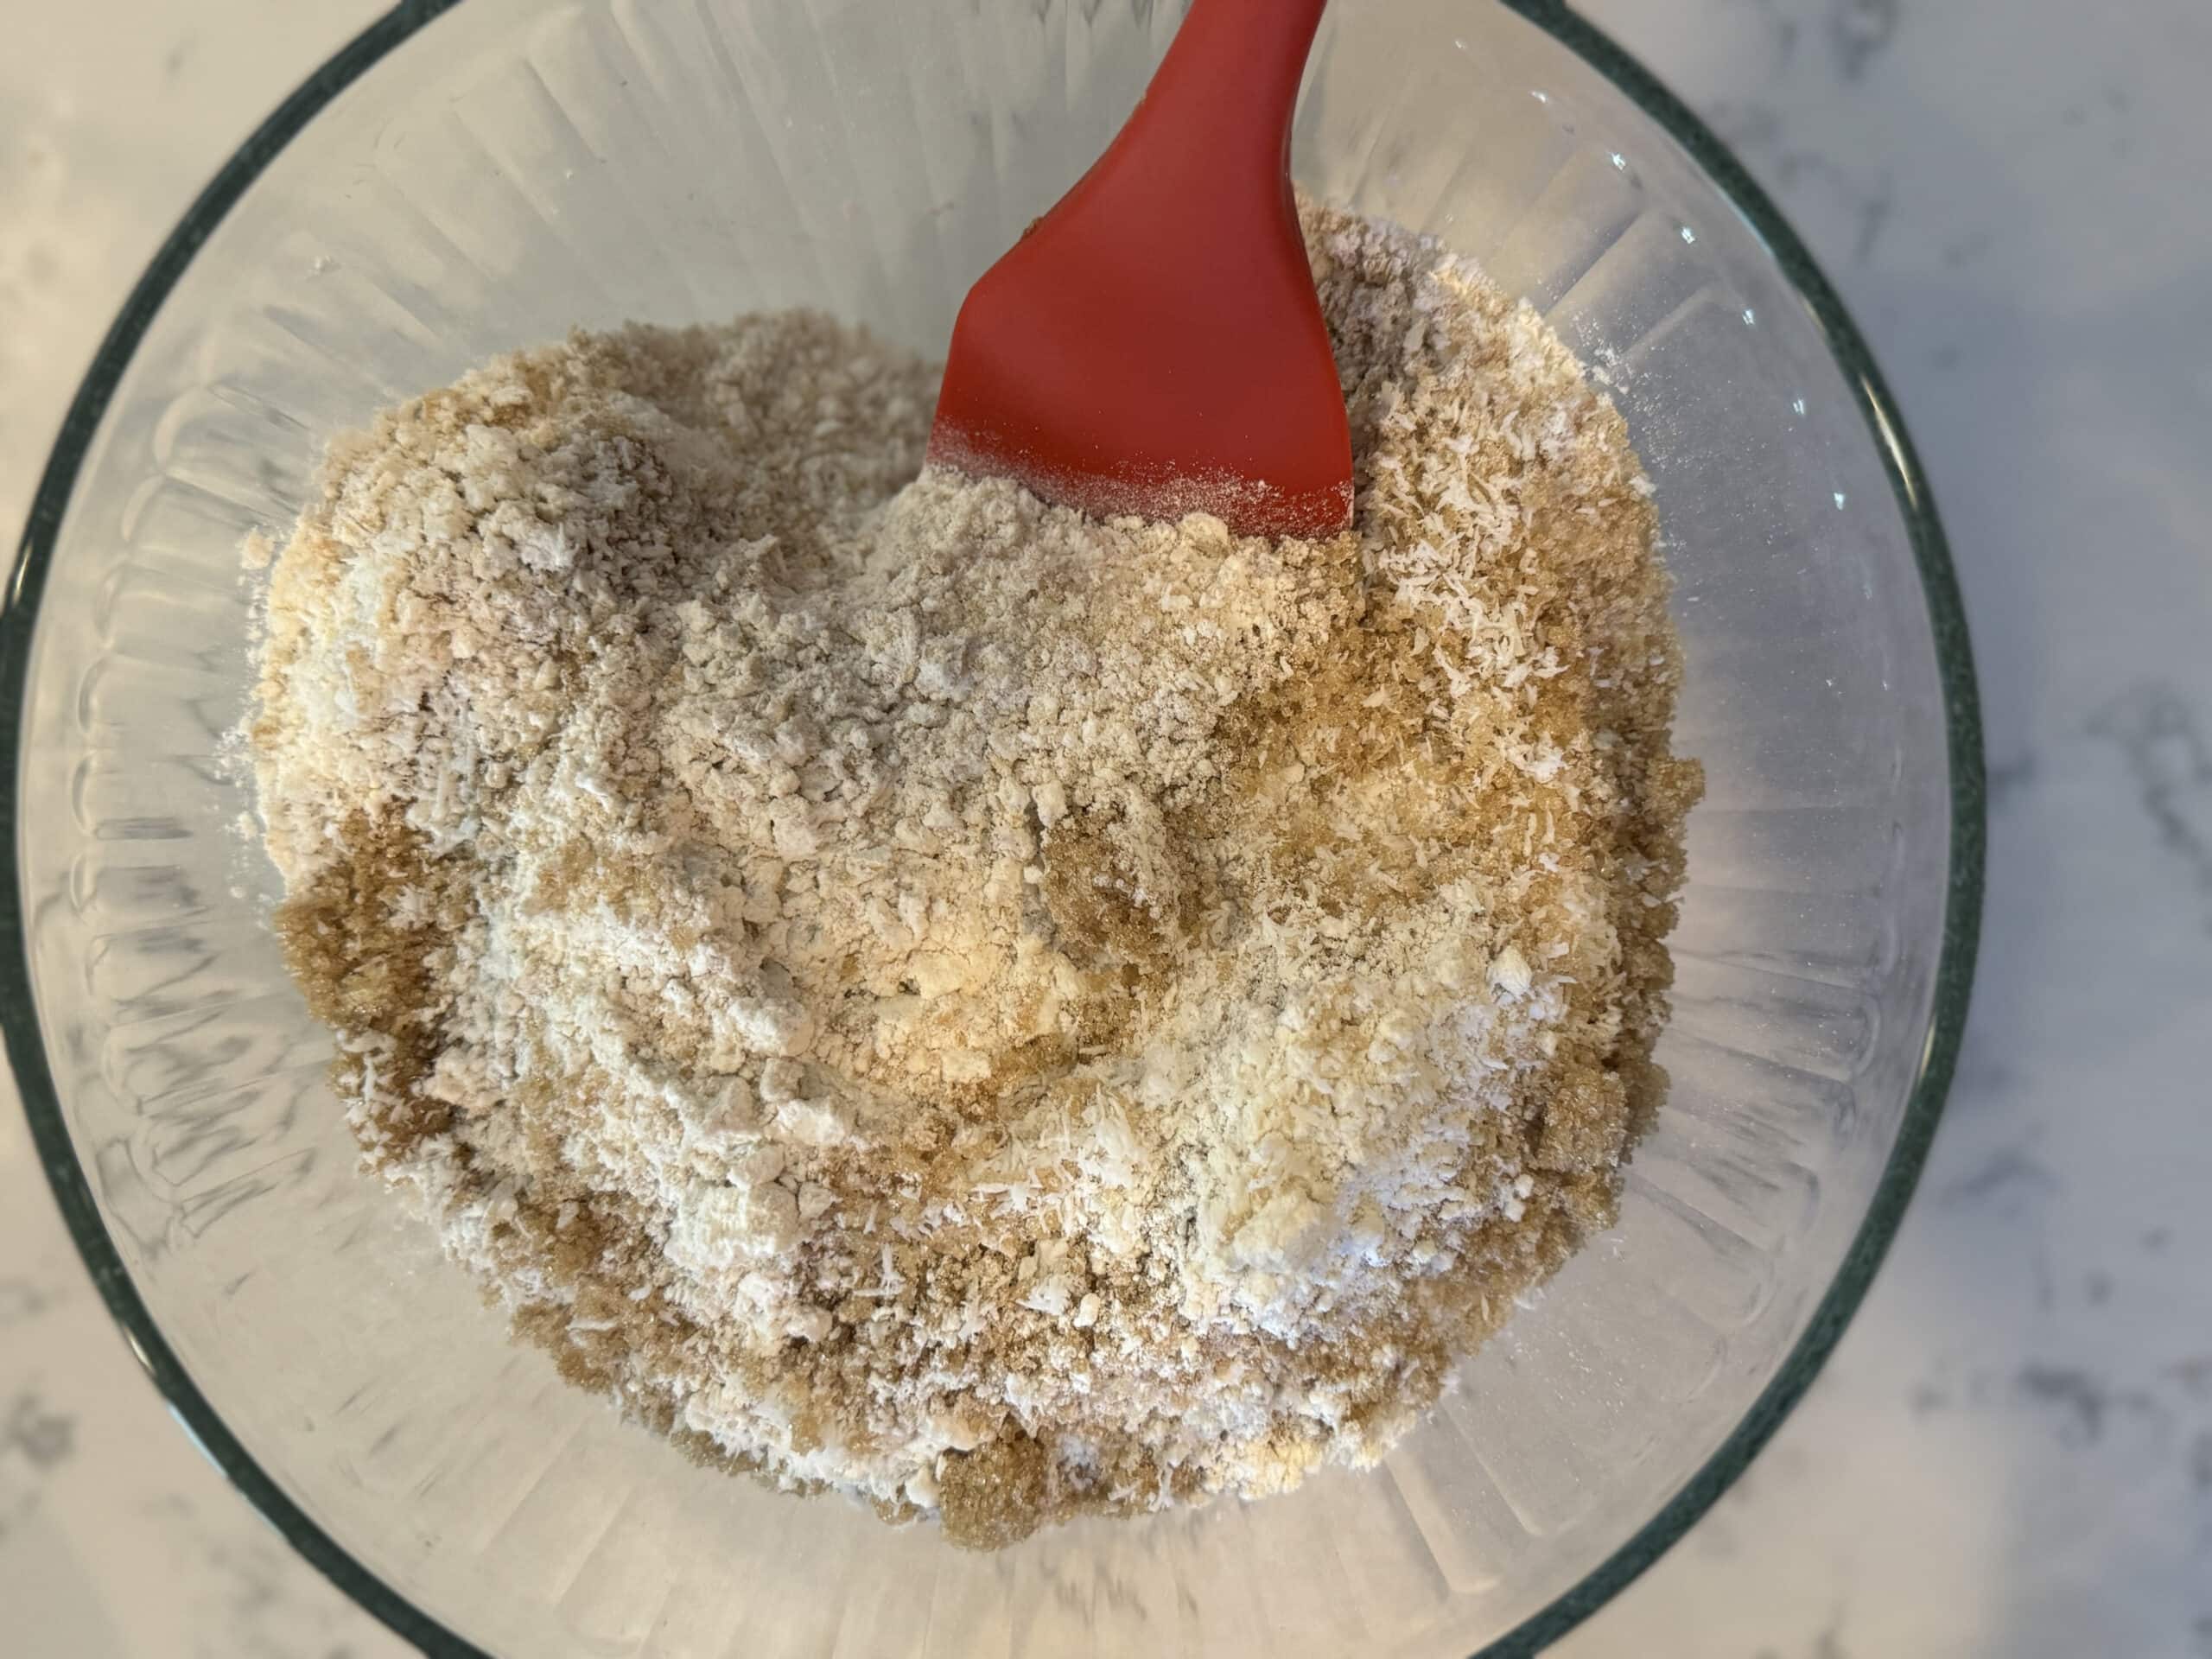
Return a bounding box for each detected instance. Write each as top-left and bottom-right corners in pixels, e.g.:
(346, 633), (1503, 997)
(0, 2), (1985, 1654)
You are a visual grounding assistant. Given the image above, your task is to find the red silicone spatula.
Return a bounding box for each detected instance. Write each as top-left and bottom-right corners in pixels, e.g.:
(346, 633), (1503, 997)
(927, 0), (1352, 540)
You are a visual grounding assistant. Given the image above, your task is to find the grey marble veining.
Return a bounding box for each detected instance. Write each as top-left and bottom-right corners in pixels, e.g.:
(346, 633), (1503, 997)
(2, 1), (2208, 1655)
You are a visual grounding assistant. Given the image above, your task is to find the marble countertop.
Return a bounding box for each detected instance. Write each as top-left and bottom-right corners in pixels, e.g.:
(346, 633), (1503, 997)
(3, 2), (2209, 1655)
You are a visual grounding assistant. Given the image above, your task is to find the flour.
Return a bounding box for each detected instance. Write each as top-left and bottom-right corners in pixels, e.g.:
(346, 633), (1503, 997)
(249, 199), (1698, 1545)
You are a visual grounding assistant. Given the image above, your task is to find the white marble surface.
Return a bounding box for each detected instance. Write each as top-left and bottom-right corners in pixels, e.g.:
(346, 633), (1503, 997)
(3, 1), (2209, 1655)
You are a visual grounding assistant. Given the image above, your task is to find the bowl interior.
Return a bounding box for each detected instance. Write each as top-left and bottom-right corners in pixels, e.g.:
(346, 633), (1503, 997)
(5, 2), (1969, 1656)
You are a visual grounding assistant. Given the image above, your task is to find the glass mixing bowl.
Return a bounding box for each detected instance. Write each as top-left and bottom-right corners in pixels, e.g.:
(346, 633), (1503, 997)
(1, 1), (1981, 1654)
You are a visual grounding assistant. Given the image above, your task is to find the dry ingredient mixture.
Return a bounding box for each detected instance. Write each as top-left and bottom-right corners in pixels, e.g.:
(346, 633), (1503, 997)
(247, 200), (1698, 1547)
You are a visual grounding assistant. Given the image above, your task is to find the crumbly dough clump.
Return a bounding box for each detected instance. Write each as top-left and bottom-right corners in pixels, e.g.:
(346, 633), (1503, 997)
(250, 200), (1699, 1546)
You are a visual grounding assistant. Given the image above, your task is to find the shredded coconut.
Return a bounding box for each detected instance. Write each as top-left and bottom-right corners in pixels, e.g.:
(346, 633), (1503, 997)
(248, 199), (1699, 1546)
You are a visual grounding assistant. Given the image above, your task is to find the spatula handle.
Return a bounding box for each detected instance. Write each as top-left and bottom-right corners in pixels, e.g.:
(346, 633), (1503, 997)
(1130, 0), (1330, 188)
